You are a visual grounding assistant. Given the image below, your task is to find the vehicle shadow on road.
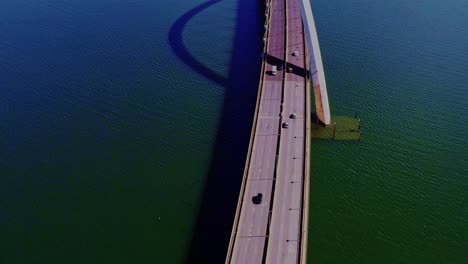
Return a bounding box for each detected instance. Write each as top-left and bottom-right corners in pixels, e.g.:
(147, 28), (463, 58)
(265, 53), (309, 77)
(168, 0), (263, 263)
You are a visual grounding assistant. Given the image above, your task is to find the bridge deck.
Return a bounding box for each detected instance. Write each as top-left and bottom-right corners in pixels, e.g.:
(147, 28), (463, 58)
(226, 0), (311, 263)
(265, 0), (307, 262)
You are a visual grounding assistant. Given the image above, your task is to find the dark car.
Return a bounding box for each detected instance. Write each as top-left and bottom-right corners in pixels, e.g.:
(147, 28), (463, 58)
(252, 193), (263, 204)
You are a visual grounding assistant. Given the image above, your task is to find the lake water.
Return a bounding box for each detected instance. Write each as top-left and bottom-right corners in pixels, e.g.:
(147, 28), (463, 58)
(1, 0), (466, 263)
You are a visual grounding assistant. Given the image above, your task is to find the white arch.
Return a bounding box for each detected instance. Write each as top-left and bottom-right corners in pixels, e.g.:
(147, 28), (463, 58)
(298, 0), (331, 125)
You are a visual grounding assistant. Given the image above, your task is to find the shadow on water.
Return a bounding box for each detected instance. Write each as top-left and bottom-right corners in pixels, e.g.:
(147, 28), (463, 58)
(168, 0), (263, 263)
(168, 0), (228, 87)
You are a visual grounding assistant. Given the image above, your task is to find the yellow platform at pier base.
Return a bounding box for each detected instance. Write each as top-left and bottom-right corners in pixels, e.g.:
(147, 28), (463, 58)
(311, 115), (361, 141)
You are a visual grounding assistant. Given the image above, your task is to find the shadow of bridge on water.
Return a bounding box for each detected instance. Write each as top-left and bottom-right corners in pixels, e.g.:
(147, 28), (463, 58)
(168, 0), (263, 263)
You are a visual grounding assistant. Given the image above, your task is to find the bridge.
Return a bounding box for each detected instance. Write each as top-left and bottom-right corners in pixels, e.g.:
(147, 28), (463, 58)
(225, 0), (330, 263)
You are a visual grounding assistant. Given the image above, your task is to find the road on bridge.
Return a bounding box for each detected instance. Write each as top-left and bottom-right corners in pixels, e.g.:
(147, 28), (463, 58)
(226, 0), (312, 263)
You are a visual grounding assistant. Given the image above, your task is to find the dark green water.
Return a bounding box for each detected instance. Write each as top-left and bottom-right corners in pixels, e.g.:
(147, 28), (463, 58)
(308, 0), (467, 263)
(0, 0), (466, 263)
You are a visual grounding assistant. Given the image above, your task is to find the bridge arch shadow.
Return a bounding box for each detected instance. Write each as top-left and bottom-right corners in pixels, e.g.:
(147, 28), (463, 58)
(168, 0), (228, 87)
(168, 0), (264, 263)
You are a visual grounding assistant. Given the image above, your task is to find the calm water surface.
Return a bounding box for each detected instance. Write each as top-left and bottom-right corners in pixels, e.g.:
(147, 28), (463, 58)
(308, 0), (467, 263)
(0, 0), (466, 263)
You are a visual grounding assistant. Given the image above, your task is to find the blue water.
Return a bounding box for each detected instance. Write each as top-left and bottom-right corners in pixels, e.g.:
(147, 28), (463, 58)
(1, 0), (261, 262)
(1, 0), (466, 263)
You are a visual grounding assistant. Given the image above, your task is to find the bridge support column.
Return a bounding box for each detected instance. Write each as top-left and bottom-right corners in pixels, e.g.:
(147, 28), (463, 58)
(298, 0), (331, 125)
